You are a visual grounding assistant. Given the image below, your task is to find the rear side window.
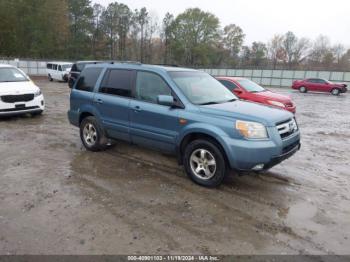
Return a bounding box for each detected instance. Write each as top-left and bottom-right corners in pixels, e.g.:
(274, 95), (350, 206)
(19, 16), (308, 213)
(99, 69), (135, 98)
(71, 64), (78, 72)
(135, 71), (172, 103)
(77, 63), (87, 72)
(75, 68), (102, 92)
(219, 80), (238, 90)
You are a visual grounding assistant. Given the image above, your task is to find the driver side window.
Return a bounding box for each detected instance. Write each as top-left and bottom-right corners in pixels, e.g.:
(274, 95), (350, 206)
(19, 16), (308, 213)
(135, 71), (171, 103)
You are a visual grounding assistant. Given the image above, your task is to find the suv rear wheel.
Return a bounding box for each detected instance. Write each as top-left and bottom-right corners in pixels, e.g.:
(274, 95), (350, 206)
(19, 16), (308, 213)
(80, 116), (108, 152)
(183, 139), (227, 187)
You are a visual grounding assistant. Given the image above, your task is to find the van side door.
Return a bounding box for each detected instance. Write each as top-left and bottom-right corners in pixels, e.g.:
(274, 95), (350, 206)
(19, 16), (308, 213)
(93, 69), (135, 142)
(129, 71), (181, 153)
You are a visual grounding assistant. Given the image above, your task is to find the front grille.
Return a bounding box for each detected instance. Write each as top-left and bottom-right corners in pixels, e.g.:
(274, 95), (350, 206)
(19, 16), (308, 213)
(1, 94), (34, 103)
(0, 106), (39, 112)
(276, 118), (298, 139)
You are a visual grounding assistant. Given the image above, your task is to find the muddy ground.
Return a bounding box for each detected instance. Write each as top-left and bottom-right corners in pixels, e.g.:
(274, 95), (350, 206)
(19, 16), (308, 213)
(0, 79), (349, 255)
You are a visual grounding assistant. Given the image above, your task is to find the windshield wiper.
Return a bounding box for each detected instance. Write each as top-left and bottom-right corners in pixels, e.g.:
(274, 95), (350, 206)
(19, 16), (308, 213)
(199, 101), (220, 105)
(224, 98), (237, 103)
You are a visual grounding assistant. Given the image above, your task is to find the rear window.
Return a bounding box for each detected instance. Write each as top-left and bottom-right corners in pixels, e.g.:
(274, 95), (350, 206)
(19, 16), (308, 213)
(75, 68), (102, 92)
(99, 69), (135, 98)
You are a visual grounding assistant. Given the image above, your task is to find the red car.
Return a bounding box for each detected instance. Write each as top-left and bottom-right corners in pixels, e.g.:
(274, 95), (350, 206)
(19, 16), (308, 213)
(216, 77), (296, 113)
(292, 78), (347, 96)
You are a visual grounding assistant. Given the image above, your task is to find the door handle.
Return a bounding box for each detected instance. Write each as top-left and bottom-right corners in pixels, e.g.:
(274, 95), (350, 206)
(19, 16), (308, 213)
(134, 106), (142, 112)
(95, 99), (103, 104)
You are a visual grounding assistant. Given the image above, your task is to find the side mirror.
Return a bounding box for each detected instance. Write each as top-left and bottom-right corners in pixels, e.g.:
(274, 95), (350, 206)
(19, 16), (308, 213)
(234, 89), (243, 94)
(157, 95), (174, 107)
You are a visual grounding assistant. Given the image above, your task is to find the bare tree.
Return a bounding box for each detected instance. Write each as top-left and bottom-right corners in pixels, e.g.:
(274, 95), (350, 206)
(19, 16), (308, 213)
(283, 31), (298, 68)
(293, 37), (311, 65)
(333, 43), (345, 64)
(268, 34), (285, 69)
(162, 12), (174, 64)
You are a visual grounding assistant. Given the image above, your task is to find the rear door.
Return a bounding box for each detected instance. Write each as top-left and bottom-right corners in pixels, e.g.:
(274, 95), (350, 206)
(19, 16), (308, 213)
(93, 69), (135, 142)
(129, 71), (181, 153)
(71, 67), (103, 121)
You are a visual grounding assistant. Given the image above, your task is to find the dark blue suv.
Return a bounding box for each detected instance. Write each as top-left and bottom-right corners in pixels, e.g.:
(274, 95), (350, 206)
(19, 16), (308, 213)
(68, 63), (300, 187)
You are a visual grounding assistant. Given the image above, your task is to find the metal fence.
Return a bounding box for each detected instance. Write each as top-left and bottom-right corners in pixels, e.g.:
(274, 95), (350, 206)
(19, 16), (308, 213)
(201, 68), (350, 87)
(0, 58), (50, 76)
(1, 59), (350, 87)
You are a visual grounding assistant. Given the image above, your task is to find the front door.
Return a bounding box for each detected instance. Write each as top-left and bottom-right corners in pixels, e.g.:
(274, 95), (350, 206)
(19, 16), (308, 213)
(130, 71), (181, 153)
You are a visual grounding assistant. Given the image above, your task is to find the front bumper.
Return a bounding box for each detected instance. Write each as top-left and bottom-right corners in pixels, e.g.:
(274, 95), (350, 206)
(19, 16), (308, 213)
(222, 128), (300, 171)
(264, 141), (300, 169)
(0, 95), (45, 116)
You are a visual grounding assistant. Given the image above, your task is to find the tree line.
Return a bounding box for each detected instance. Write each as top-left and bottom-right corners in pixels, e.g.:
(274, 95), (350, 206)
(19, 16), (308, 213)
(0, 0), (349, 70)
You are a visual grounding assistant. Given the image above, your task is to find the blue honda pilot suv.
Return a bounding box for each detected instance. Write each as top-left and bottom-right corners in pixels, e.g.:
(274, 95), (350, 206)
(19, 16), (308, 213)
(68, 63), (300, 187)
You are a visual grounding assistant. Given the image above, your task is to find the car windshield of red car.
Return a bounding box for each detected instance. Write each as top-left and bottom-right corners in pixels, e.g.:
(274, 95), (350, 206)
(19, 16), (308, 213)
(237, 79), (265, 93)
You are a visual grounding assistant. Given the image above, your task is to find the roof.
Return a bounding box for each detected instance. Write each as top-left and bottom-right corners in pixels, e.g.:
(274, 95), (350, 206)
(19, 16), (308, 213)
(47, 61), (73, 65)
(85, 62), (198, 73)
(216, 76), (246, 81)
(0, 64), (15, 68)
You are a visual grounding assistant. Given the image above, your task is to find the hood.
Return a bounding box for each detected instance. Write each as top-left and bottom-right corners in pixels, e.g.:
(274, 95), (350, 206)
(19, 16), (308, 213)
(199, 100), (293, 127)
(0, 81), (40, 95)
(252, 90), (292, 103)
(332, 82), (347, 87)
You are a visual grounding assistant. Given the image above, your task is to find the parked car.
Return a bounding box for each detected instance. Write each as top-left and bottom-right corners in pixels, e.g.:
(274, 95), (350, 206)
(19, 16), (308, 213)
(0, 64), (45, 116)
(216, 77), (296, 113)
(68, 63), (300, 187)
(46, 61), (73, 82)
(68, 61), (103, 89)
(292, 78), (347, 95)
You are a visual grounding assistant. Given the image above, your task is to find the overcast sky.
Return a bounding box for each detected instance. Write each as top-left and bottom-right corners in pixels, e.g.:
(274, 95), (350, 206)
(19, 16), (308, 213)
(94, 0), (350, 46)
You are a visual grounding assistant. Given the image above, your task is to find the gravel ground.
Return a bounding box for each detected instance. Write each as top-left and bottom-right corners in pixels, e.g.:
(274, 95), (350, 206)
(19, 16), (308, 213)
(0, 79), (349, 255)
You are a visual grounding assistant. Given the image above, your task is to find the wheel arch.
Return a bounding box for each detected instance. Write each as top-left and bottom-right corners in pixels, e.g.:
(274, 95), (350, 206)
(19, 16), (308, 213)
(79, 111), (94, 125)
(177, 131), (230, 166)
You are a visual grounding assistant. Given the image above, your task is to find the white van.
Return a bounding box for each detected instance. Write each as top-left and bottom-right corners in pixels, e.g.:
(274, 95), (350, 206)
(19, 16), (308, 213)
(46, 62), (73, 82)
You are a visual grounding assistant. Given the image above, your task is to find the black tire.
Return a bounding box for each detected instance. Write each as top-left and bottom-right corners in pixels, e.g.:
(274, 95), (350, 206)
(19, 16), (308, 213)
(183, 139), (227, 188)
(80, 116), (108, 152)
(31, 110), (43, 116)
(299, 86), (307, 93)
(331, 88), (340, 96)
(48, 74), (53, 82)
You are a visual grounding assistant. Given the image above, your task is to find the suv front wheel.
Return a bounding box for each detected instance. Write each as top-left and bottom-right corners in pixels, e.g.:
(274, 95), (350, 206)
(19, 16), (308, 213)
(183, 139), (227, 187)
(80, 116), (108, 152)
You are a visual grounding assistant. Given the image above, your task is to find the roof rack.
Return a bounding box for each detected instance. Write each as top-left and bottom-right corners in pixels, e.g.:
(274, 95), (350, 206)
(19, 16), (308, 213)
(109, 61), (142, 65)
(155, 63), (179, 67)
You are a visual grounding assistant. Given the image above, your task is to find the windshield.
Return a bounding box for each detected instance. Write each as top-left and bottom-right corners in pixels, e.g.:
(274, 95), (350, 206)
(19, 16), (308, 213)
(237, 79), (265, 93)
(0, 68), (29, 82)
(169, 71), (237, 105)
(62, 64), (72, 71)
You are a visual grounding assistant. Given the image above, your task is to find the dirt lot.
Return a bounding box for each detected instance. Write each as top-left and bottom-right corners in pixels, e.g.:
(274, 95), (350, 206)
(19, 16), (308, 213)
(0, 79), (349, 255)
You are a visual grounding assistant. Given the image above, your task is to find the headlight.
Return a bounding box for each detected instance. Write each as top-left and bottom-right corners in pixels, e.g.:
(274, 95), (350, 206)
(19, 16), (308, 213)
(236, 120), (268, 139)
(267, 100), (285, 108)
(34, 89), (42, 97)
